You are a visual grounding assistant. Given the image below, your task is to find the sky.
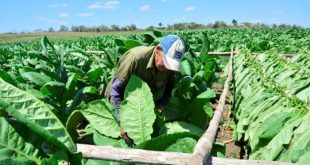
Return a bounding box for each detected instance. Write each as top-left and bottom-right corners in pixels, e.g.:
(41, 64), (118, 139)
(0, 0), (309, 33)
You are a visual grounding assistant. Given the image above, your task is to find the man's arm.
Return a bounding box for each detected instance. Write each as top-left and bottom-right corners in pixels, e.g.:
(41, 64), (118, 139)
(110, 77), (126, 123)
(110, 51), (137, 119)
(110, 76), (135, 147)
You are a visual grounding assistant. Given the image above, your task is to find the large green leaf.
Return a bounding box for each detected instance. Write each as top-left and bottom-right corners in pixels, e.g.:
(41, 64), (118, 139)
(86, 159), (127, 165)
(120, 75), (156, 145)
(86, 67), (103, 83)
(66, 65), (84, 77)
(0, 155), (35, 165)
(85, 159), (117, 165)
(81, 100), (120, 138)
(189, 102), (213, 129)
(250, 108), (293, 152)
(199, 32), (210, 62)
(197, 88), (216, 99)
(124, 39), (143, 49)
(165, 137), (197, 153)
(143, 33), (156, 44)
(296, 86), (310, 101)
(159, 121), (204, 137)
(0, 70), (18, 87)
(26, 89), (45, 99)
(210, 142), (226, 158)
(250, 115), (303, 160)
(62, 73), (78, 104)
(0, 108), (7, 117)
(0, 118), (45, 165)
(114, 38), (125, 46)
(66, 110), (85, 141)
(40, 81), (65, 99)
(41, 36), (57, 58)
(172, 76), (193, 98)
(87, 131), (127, 165)
(83, 86), (97, 94)
(153, 29), (162, 37)
(65, 88), (84, 115)
(280, 122), (310, 163)
(180, 60), (192, 76)
(161, 96), (189, 122)
(41, 150), (83, 165)
(93, 131), (126, 148)
(297, 151), (310, 165)
(35, 64), (56, 80)
(136, 132), (197, 151)
(0, 78), (75, 152)
(21, 72), (52, 86)
(40, 150), (69, 165)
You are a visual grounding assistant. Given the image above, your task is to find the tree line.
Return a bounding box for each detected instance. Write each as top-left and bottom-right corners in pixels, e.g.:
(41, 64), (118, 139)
(34, 20), (302, 33)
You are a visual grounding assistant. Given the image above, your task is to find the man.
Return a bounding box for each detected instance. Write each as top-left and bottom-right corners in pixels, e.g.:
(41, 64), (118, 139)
(105, 34), (185, 145)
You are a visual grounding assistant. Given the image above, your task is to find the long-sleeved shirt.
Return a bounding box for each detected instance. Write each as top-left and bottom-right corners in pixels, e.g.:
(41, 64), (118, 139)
(110, 77), (125, 121)
(105, 46), (174, 122)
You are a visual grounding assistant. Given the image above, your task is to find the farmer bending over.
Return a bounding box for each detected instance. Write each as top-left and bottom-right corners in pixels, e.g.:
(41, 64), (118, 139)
(105, 35), (185, 146)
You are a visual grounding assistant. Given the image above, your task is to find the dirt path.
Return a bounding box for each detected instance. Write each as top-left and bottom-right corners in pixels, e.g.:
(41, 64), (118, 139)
(212, 83), (243, 159)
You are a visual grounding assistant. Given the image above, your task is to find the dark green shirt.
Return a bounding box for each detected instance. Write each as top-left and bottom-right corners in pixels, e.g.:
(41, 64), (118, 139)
(105, 46), (173, 98)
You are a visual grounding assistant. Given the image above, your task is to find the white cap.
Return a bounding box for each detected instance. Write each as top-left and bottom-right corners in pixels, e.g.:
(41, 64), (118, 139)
(160, 35), (185, 72)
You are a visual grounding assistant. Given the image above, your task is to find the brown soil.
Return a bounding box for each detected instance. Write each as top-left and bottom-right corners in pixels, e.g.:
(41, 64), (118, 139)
(212, 83), (243, 159)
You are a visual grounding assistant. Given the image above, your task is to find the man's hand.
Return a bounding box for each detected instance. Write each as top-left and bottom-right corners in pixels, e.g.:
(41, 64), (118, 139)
(120, 128), (135, 147)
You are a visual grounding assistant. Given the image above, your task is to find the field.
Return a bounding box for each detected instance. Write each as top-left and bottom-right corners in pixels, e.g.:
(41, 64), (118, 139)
(0, 31), (146, 43)
(0, 28), (309, 164)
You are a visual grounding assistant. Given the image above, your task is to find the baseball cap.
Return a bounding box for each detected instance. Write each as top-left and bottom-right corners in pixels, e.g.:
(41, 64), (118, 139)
(160, 35), (185, 72)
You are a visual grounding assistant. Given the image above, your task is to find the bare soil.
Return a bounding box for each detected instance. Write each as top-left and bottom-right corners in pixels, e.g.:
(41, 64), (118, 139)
(212, 83), (243, 159)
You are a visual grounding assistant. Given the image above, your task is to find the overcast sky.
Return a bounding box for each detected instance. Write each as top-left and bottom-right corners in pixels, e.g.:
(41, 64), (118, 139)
(0, 0), (309, 33)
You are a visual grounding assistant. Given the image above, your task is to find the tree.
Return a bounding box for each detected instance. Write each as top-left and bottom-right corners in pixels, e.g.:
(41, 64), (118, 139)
(121, 26), (128, 31)
(48, 27), (55, 32)
(173, 23), (187, 30)
(158, 22), (163, 29)
(34, 29), (43, 32)
(188, 22), (204, 29)
(242, 22), (252, 28)
(96, 27), (100, 32)
(271, 24), (278, 28)
(110, 24), (120, 31)
(212, 21), (227, 29)
(278, 24), (291, 28)
(232, 19), (238, 26)
(71, 26), (80, 32)
(59, 25), (69, 32)
(129, 24), (137, 31)
(146, 26), (155, 31)
(90, 26), (99, 32)
(80, 25), (88, 32)
(206, 23), (214, 28)
(212, 21), (220, 29)
(254, 23), (269, 28)
(99, 25), (109, 32)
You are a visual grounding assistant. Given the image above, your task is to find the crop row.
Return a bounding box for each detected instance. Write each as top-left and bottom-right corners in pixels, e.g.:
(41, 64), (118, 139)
(1, 28), (310, 53)
(233, 48), (310, 164)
